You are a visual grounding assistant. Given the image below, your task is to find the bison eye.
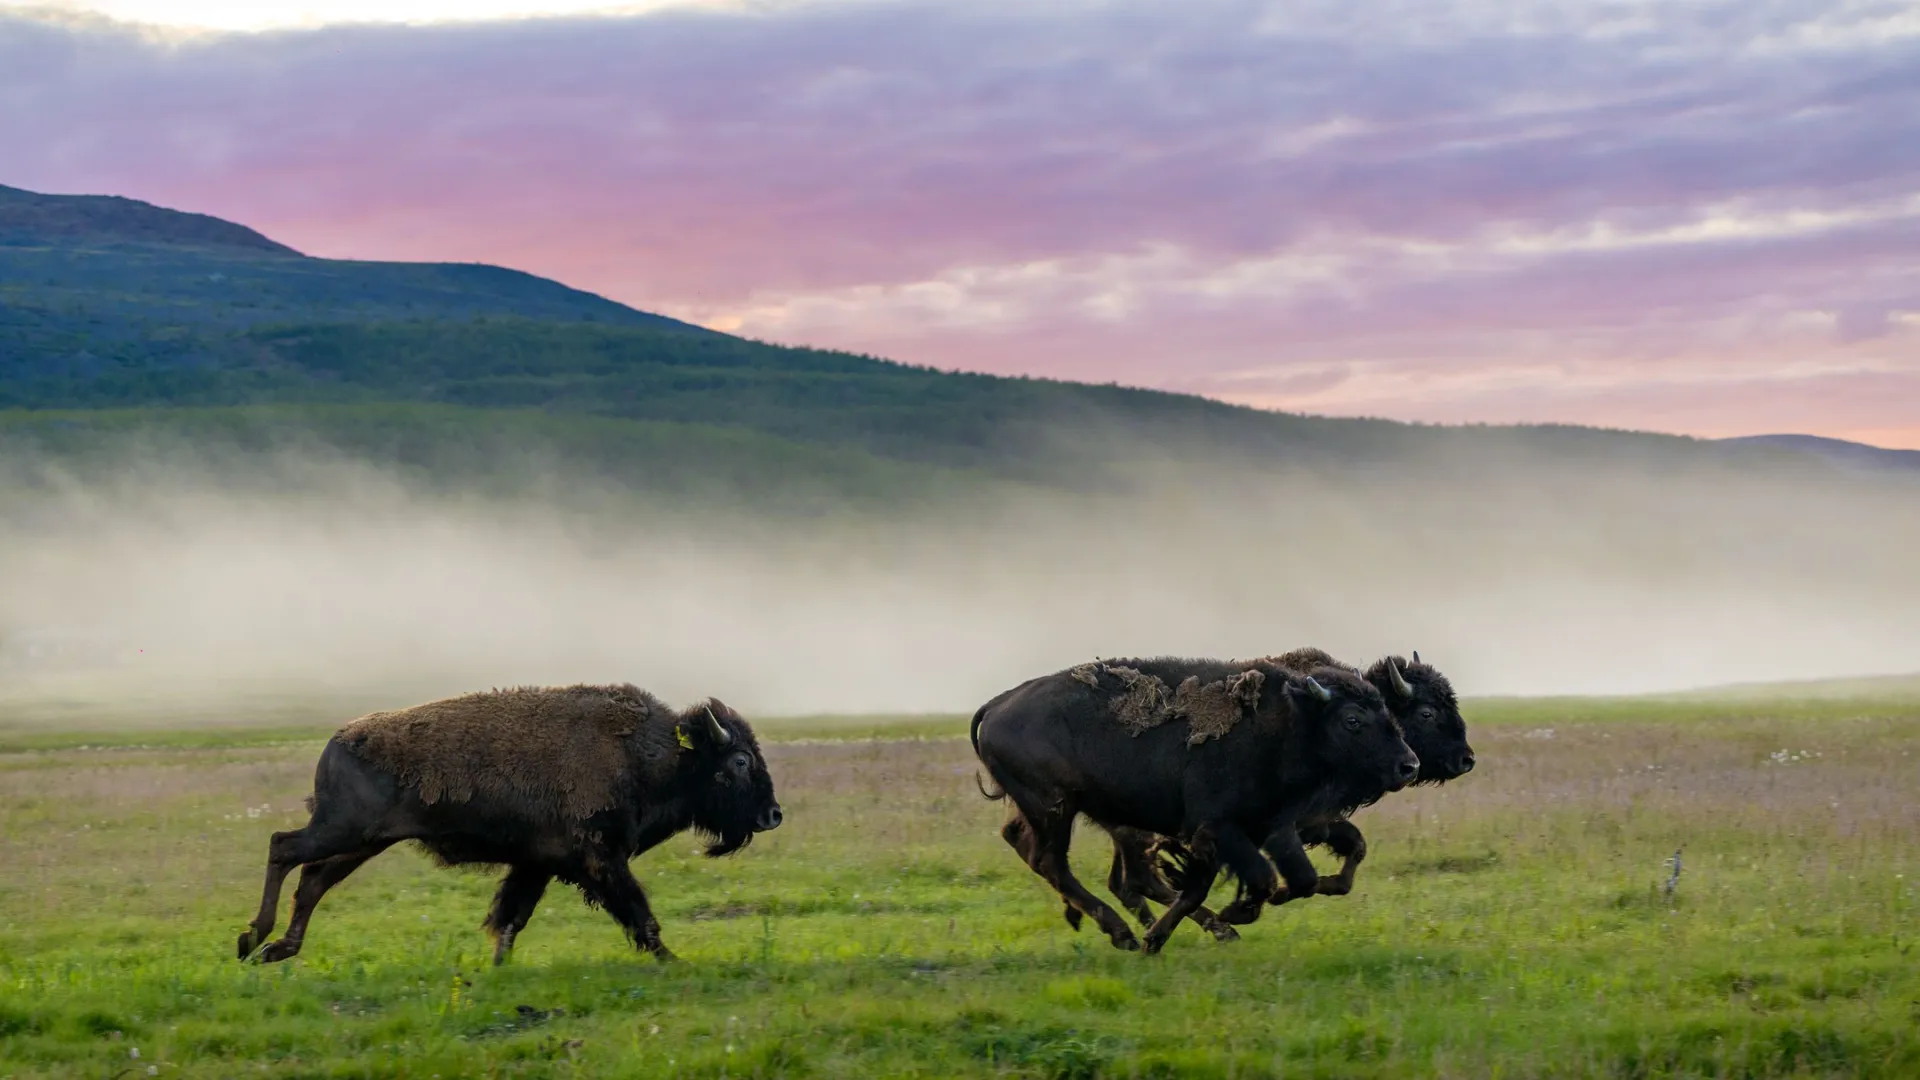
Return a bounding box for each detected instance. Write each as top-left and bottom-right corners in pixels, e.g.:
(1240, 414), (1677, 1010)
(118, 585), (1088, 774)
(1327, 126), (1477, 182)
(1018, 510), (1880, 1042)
(1342, 714), (1362, 732)
(729, 751), (752, 773)
(1419, 706), (1436, 722)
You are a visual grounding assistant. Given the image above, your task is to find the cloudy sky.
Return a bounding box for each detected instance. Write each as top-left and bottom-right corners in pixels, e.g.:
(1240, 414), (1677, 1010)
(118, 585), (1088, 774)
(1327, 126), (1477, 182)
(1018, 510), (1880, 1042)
(5, 0), (1918, 447)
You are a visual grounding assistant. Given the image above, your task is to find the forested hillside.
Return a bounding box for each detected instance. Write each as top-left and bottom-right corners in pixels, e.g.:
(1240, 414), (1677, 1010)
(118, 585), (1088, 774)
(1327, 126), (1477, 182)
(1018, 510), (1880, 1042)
(2, 182), (1909, 501)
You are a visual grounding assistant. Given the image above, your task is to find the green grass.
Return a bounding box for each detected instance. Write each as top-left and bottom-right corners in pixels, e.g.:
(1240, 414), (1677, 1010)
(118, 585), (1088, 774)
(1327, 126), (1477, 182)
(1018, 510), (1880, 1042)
(3, 686), (1918, 1078)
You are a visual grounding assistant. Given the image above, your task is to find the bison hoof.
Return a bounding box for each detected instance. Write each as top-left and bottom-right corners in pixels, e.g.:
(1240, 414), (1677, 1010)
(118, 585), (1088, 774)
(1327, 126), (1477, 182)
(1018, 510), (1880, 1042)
(1208, 924), (1240, 943)
(1219, 898), (1265, 925)
(257, 939), (301, 963)
(236, 930), (258, 960)
(650, 945), (678, 964)
(1139, 933), (1166, 955)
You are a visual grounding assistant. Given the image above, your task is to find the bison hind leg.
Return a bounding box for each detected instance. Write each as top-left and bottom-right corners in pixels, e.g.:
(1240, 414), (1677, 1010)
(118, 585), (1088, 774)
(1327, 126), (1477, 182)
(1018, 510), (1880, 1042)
(484, 866), (553, 966)
(255, 847), (383, 964)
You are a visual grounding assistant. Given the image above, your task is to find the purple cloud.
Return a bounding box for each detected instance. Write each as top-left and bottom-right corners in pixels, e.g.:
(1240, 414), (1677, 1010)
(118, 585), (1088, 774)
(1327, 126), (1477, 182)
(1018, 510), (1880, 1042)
(3, 0), (1918, 445)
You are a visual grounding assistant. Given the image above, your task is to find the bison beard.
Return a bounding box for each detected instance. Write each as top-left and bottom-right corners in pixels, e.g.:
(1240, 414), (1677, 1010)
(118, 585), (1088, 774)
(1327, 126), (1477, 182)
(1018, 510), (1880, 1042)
(235, 685), (782, 966)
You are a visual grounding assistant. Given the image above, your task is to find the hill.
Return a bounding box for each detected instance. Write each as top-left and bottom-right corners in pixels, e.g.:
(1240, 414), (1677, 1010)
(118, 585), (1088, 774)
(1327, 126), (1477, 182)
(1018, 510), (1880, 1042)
(2, 181), (1914, 499)
(0, 182), (297, 253)
(1718, 434), (1920, 474)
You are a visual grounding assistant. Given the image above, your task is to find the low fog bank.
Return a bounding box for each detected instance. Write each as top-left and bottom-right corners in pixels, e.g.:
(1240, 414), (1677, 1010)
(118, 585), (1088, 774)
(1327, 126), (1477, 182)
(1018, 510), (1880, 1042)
(2, 434), (1917, 727)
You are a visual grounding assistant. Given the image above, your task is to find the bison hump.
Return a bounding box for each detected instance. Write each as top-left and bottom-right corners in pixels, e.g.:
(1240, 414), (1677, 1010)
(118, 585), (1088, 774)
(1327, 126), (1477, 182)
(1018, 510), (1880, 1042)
(334, 683), (662, 820)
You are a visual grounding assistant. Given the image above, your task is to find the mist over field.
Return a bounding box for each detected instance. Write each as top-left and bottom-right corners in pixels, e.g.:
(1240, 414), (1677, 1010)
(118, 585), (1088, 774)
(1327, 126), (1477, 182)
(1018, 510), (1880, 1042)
(2, 430), (1917, 726)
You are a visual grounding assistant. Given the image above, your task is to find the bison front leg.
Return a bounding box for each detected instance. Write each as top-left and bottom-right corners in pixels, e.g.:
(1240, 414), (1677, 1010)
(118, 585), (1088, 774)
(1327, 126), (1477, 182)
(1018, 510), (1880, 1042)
(484, 865), (553, 966)
(1306, 819), (1367, 898)
(1226, 823), (1315, 921)
(584, 860), (676, 963)
(1142, 823), (1274, 954)
(1125, 834), (1237, 943)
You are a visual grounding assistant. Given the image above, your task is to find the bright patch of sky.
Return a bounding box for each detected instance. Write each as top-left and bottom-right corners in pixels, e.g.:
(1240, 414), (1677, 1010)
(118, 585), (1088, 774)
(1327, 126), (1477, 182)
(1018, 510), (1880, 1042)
(1, 0), (754, 31)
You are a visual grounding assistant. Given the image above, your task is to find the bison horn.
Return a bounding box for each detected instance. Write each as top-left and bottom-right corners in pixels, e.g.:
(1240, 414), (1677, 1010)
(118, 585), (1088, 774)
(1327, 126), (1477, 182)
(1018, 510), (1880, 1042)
(1387, 658), (1414, 699)
(1412, 650), (1421, 665)
(704, 706), (733, 747)
(1304, 676), (1333, 702)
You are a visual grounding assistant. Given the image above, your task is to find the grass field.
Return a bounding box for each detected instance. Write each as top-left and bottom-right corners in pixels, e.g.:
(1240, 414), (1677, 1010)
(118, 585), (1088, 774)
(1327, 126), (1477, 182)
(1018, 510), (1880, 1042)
(2, 685), (1918, 1079)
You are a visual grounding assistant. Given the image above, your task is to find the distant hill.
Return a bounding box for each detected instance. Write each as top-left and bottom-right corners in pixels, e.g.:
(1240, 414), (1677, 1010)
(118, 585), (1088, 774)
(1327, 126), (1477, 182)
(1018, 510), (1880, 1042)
(2, 181), (1915, 502)
(1719, 434), (1920, 474)
(0, 182), (297, 253)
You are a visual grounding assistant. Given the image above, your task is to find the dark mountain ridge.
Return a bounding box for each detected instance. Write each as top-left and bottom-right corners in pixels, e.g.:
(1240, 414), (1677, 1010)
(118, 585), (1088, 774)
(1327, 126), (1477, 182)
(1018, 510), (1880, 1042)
(0, 183), (299, 254)
(2, 180), (1914, 499)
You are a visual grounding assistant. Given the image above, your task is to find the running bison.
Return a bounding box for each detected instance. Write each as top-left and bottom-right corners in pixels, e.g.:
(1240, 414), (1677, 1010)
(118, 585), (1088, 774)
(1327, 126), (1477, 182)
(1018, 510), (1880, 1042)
(236, 683), (783, 965)
(972, 657), (1417, 953)
(1103, 648), (1475, 933)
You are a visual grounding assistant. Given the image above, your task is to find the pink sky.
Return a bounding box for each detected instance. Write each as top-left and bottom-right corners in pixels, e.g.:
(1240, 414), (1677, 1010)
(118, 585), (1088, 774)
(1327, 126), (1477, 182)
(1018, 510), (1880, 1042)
(4, 1), (1918, 447)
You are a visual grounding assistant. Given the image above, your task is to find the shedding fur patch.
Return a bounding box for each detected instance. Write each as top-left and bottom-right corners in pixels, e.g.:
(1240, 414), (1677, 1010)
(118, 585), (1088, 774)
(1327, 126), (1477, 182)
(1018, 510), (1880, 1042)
(1073, 662), (1263, 744)
(335, 683), (669, 822)
(1172, 668), (1266, 746)
(1105, 665), (1175, 735)
(1067, 663), (1103, 688)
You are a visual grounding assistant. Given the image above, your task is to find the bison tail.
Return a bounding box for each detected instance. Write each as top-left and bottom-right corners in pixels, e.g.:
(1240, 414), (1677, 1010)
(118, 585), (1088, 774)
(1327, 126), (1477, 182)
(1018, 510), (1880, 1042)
(974, 771), (1006, 801)
(969, 703), (1008, 799)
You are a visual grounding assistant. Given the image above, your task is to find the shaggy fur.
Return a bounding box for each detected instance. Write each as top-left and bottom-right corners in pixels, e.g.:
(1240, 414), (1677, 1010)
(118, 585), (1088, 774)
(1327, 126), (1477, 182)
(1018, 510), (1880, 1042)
(1074, 661), (1265, 744)
(1171, 668), (1266, 746)
(1100, 664), (1177, 735)
(1260, 647), (1346, 675)
(335, 683), (671, 825)
(237, 685), (782, 968)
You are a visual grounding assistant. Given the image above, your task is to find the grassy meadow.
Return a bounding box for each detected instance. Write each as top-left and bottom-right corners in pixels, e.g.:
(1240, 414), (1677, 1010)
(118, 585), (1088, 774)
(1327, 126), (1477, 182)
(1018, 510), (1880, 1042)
(2, 685), (1918, 1079)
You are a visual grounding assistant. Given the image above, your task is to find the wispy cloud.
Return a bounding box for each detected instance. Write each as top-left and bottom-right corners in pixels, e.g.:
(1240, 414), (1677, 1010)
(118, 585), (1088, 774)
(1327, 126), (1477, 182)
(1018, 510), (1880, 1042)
(4, 0), (1917, 444)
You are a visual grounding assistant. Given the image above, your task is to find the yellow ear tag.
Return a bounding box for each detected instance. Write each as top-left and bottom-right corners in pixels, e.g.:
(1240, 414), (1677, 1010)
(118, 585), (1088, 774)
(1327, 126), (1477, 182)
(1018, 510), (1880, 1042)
(675, 724), (695, 751)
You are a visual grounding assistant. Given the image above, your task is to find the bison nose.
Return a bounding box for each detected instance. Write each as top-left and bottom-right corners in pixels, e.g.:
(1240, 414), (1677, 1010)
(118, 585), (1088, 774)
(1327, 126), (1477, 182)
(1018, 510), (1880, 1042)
(1457, 751), (1476, 774)
(756, 804), (783, 832)
(1396, 758), (1419, 785)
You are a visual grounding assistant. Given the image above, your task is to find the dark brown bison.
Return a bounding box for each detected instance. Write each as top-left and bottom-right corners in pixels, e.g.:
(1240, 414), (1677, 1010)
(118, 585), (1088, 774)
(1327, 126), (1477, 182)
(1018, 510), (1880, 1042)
(236, 683), (782, 965)
(972, 657), (1417, 953)
(1104, 649), (1475, 931)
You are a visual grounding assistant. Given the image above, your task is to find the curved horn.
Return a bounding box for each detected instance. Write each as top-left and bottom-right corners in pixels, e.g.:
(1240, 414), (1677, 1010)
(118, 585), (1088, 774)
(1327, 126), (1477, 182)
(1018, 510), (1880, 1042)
(1303, 676), (1333, 702)
(1411, 650), (1421, 665)
(1387, 658), (1414, 699)
(703, 705), (733, 747)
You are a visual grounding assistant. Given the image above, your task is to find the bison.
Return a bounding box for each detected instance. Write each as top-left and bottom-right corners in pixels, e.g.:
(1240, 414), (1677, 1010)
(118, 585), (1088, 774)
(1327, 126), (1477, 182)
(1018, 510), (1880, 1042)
(1104, 648), (1474, 931)
(972, 657), (1417, 954)
(236, 683), (782, 965)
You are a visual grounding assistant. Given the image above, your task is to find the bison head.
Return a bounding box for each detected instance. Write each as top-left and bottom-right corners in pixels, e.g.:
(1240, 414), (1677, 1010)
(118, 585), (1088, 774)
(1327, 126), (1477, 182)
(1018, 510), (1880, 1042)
(679, 699), (783, 856)
(1364, 654), (1474, 783)
(1285, 666), (1419, 794)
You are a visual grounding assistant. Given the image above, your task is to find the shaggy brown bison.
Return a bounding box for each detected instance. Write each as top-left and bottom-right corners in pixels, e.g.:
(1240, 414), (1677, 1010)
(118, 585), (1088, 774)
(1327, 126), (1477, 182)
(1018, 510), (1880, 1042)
(972, 657), (1417, 954)
(1105, 648), (1475, 931)
(236, 683), (782, 965)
